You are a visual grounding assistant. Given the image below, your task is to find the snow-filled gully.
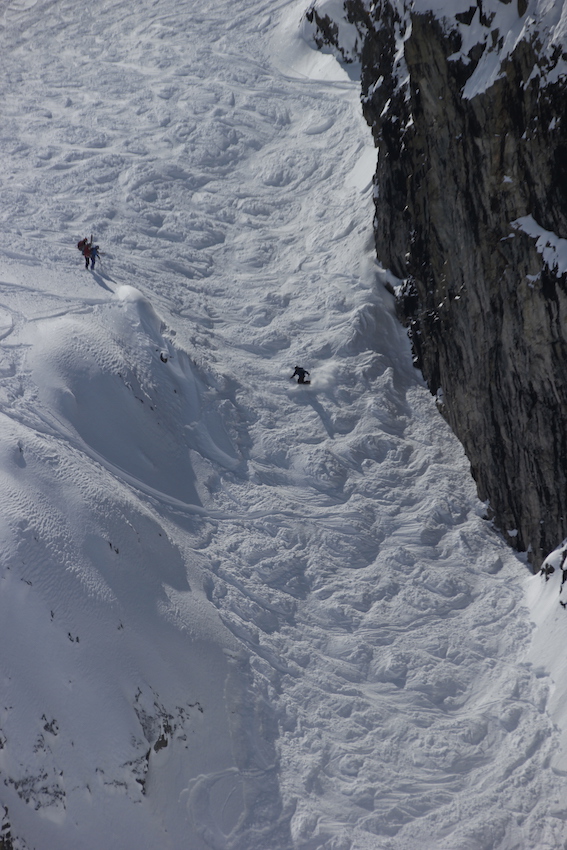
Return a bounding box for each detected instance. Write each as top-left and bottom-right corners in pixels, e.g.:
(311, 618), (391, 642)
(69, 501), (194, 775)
(0, 0), (566, 848)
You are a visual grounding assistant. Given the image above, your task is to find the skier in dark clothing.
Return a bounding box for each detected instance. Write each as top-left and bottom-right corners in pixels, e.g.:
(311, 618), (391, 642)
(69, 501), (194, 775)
(291, 366), (310, 385)
(89, 244), (100, 270)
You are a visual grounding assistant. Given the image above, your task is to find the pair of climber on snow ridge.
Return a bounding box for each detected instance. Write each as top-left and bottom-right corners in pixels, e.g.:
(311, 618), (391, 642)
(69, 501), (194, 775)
(77, 237), (100, 270)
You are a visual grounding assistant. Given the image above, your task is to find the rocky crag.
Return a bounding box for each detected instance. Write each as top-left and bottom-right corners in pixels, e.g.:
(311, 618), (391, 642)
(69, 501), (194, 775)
(305, 0), (567, 566)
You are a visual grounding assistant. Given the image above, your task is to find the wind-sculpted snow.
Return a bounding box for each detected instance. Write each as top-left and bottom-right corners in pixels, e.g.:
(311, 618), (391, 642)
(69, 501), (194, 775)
(0, 0), (566, 848)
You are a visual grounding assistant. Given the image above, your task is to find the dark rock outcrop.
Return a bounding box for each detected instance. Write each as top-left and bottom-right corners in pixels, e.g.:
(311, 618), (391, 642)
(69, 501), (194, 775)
(306, 0), (567, 566)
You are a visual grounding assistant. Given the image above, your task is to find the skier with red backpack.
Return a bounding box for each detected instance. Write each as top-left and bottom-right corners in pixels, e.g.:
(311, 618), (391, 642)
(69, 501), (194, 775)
(77, 237), (91, 269)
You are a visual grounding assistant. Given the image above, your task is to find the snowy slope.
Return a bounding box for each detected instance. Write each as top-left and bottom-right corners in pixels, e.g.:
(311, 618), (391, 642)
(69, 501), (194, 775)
(0, 0), (566, 848)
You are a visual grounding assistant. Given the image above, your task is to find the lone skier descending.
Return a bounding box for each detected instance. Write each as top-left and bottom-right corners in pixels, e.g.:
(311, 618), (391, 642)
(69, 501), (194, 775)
(290, 366), (310, 385)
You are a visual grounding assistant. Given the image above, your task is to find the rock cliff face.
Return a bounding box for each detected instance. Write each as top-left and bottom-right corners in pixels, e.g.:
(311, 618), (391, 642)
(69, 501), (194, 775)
(306, 0), (567, 566)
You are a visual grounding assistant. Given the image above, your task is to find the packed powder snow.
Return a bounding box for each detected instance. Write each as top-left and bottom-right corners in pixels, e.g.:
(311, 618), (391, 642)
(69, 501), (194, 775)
(0, 0), (566, 848)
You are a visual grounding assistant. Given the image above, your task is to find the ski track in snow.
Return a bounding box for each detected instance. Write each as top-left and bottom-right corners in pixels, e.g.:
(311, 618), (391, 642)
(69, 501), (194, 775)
(0, 0), (566, 848)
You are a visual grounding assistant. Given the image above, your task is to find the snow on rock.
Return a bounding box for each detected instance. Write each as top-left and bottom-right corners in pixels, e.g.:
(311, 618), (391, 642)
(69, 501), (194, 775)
(512, 215), (567, 277)
(304, 0), (567, 99)
(302, 0), (367, 66)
